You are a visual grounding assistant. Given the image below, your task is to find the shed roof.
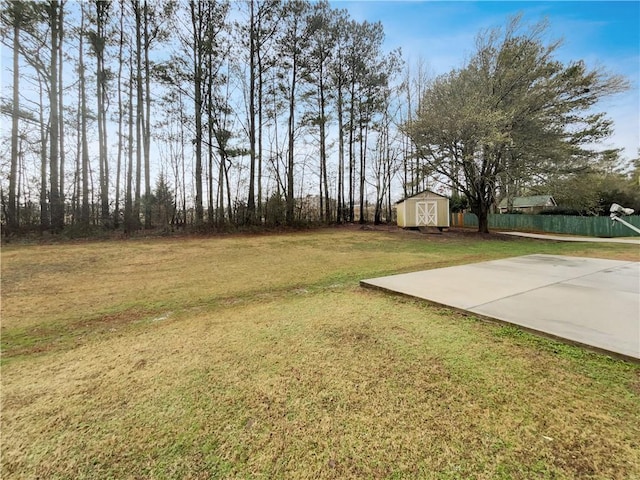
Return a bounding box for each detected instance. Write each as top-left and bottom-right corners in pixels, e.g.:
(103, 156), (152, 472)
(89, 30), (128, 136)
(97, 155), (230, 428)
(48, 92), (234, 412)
(498, 195), (556, 208)
(395, 189), (448, 204)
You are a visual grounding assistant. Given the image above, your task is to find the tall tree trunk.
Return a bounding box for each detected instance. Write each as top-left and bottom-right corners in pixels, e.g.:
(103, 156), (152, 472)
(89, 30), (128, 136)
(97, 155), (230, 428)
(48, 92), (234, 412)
(358, 118), (365, 224)
(191, 0), (204, 225)
(143, 0), (151, 228)
(319, 77), (329, 222)
(16, 139), (23, 226)
(217, 150), (225, 226)
(386, 124), (393, 222)
(8, 8), (21, 232)
(114, 0), (125, 229)
(132, 1), (142, 226)
(73, 44), (81, 225)
(224, 157), (233, 225)
(207, 45), (214, 225)
(96, 0), (109, 225)
(336, 79), (344, 223)
(179, 92), (187, 226)
(257, 49), (264, 223)
(286, 55), (297, 226)
(79, 7), (90, 226)
(58, 1), (65, 218)
(69, 146), (76, 224)
(272, 83), (281, 198)
(207, 127), (214, 226)
(124, 45), (135, 233)
(49, 0), (63, 232)
(39, 80), (49, 230)
(134, 1), (143, 226)
(246, 0), (256, 223)
(348, 78), (356, 222)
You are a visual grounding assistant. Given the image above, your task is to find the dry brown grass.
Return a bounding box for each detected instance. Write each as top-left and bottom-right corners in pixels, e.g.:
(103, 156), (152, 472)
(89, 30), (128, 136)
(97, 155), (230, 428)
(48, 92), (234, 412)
(2, 228), (639, 479)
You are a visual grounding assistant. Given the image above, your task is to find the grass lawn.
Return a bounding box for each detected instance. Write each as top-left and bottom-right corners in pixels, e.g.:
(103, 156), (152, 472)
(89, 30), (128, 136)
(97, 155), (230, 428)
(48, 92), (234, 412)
(2, 227), (639, 479)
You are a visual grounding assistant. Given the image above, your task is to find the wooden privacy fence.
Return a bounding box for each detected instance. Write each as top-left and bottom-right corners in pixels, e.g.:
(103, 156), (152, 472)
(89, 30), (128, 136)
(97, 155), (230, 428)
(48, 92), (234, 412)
(451, 213), (640, 238)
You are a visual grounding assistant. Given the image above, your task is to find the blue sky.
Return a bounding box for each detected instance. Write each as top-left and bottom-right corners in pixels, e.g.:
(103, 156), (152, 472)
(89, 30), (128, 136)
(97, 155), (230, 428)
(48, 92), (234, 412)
(332, 0), (640, 161)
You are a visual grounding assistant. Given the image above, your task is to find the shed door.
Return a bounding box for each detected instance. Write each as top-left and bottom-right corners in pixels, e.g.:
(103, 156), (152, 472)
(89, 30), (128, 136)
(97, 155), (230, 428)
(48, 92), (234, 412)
(416, 201), (437, 226)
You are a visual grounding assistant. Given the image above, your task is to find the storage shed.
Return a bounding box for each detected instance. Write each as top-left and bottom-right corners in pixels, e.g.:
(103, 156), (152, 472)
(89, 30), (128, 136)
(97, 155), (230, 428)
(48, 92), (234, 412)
(396, 190), (450, 229)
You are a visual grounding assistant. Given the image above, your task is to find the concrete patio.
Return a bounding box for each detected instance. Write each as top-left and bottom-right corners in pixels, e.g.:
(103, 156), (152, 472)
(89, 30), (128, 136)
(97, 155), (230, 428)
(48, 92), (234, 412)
(361, 254), (640, 361)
